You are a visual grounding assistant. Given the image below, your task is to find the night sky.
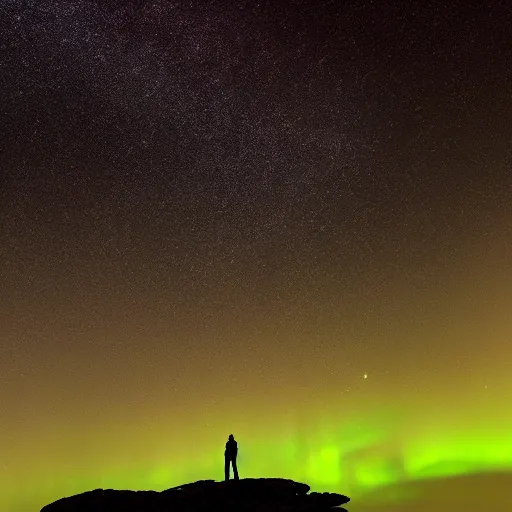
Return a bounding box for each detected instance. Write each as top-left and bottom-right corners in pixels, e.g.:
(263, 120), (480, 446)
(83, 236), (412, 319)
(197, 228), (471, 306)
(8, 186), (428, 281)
(1, 1), (512, 511)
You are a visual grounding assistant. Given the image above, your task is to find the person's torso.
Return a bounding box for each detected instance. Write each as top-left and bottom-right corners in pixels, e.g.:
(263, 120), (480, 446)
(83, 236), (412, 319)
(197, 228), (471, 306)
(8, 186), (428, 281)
(225, 440), (237, 455)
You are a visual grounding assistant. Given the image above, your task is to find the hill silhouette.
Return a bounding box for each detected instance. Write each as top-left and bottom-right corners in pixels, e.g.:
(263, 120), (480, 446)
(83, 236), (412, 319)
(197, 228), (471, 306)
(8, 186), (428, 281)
(40, 477), (350, 512)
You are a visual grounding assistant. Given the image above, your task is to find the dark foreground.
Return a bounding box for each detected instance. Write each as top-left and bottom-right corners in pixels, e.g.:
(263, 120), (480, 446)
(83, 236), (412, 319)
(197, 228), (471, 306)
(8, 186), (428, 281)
(40, 477), (350, 512)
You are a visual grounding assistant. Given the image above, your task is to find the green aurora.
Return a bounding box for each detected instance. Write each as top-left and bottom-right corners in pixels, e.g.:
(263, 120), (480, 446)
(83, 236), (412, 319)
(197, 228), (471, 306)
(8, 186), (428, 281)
(5, 384), (511, 511)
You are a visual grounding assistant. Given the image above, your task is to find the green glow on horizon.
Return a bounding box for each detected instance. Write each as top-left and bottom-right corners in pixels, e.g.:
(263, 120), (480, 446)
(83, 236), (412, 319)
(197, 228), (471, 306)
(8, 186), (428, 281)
(60, 419), (512, 495)
(404, 426), (512, 480)
(6, 401), (512, 512)
(308, 446), (342, 485)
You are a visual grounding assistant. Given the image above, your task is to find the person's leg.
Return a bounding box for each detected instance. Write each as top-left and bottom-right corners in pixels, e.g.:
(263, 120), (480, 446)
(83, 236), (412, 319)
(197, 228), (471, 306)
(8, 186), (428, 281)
(232, 458), (239, 480)
(224, 456), (230, 481)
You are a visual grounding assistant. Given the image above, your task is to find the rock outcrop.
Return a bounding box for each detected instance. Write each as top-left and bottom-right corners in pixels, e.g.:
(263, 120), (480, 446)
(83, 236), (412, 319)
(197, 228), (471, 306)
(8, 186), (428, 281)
(41, 477), (350, 512)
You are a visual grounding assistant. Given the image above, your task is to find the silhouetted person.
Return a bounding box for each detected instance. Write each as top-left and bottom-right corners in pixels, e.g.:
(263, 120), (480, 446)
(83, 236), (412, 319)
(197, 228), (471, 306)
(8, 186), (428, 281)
(224, 434), (239, 481)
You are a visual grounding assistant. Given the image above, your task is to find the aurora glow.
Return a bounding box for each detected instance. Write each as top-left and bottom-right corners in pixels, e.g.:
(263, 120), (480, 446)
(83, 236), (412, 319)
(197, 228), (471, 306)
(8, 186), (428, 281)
(5, 359), (512, 510)
(2, 2), (511, 511)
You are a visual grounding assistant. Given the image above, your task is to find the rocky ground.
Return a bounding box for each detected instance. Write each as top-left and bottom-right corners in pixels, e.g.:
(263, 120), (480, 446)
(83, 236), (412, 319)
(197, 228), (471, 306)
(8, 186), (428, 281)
(41, 477), (350, 512)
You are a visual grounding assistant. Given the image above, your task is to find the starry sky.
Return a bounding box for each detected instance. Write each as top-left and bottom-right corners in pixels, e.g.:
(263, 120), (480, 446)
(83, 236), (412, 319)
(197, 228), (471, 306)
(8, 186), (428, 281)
(1, 1), (512, 511)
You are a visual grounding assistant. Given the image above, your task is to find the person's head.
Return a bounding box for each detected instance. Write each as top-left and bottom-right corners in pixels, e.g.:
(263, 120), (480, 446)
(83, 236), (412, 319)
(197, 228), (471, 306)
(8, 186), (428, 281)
(228, 434), (234, 441)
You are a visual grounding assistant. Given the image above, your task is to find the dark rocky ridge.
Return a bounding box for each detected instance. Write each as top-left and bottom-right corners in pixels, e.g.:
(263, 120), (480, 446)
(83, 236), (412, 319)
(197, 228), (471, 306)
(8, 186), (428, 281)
(41, 478), (350, 512)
